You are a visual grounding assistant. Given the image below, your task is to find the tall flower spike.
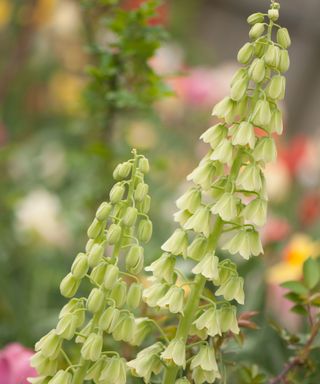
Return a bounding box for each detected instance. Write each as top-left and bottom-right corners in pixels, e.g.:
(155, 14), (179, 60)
(31, 150), (153, 384)
(135, 3), (290, 383)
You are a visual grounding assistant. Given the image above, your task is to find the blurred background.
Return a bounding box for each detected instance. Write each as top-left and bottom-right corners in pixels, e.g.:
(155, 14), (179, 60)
(0, 0), (320, 382)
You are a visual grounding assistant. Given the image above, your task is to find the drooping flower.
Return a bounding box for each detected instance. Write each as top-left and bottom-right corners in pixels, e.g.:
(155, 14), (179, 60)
(223, 229), (263, 259)
(161, 339), (186, 368)
(192, 253), (219, 280)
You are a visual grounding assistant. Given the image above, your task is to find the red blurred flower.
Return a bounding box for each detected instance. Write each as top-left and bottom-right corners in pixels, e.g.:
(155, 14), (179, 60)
(0, 343), (36, 384)
(278, 135), (309, 176)
(299, 191), (320, 226)
(122, 0), (169, 25)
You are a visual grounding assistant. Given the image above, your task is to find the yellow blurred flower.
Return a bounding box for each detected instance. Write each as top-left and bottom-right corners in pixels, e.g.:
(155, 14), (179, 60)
(125, 121), (158, 150)
(49, 71), (85, 113)
(0, 0), (11, 27)
(33, 0), (56, 26)
(267, 234), (320, 284)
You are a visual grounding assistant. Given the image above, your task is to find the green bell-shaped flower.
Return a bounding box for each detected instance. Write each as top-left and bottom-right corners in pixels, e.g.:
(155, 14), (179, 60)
(253, 137), (277, 163)
(242, 198), (267, 226)
(192, 253), (219, 280)
(223, 229), (263, 259)
(161, 338), (186, 368)
(218, 305), (240, 334)
(211, 192), (239, 222)
(161, 228), (188, 256)
(80, 333), (103, 361)
(143, 282), (168, 307)
(193, 307), (221, 337)
(99, 357), (127, 384)
(176, 188), (202, 214)
(157, 285), (185, 314)
(215, 275), (245, 304)
(200, 124), (227, 150)
(145, 253), (175, 283)
(35, 331), (62, 359)
(48, 370), (72, 384)
(183, 205), (211, 237)
(232, 121), (256, 149)
(210, 139), (233, 166)
(190, 343), (218, 373)
(236, 163), (262, 192)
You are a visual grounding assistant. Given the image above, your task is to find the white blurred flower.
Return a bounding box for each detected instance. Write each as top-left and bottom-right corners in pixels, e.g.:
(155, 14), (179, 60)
(264, 160), (291, 203)
(15, 189), (70, 248)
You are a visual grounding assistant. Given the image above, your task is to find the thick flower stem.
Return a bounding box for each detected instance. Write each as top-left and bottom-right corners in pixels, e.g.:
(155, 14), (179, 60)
(162, 218), (224, 384)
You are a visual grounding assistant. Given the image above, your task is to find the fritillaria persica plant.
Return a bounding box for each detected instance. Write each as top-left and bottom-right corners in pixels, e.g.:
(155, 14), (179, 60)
(30, 1), (294, 383)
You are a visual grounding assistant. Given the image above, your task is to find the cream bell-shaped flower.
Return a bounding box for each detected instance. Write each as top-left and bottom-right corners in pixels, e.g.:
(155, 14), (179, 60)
(218, 305), (240, 334)
(183, 205), (211, 237)
(157, 285), (184, 314)
(161, 228), (188, 256)
(48, 370), (72, 384)
(99, 356), (127, 384)
(211, 192), (239, 222)
(253, 137), (277, 163)
(143, 282), (168, 308)
(127, 343), (163, 382)
(232, 121), (256, 149)
(176, 188), (201, 214)
(210, 139), (233, 166)
(192, 366), (221, 384)
(187, 160), (223, 191)
(215, 275), (245, 304)
(200, 124), (227, 149)
(211, 96), (237, 124)
(193, 307), (221, 337)
(190, 343), (219, 372)
(236, 163), (262, 192)
(192, 253), (219, 280)
(242, 197), (267, 226)
(145, 252), (175, 284)
(223, 229), (263, 259)
(161, 338), (186, 368)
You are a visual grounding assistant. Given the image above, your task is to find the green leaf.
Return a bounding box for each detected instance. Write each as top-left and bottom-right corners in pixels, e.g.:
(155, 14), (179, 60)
(281, 281), (309, 295)
(291, 304), (308, 316)
(284, 292), (303, 303)
(303, 257), (320, 289)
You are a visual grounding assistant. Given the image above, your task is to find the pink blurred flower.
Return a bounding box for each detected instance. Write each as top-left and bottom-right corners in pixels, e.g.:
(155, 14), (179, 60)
(261, 216), (291, 245)
(0, 343), (36, 384)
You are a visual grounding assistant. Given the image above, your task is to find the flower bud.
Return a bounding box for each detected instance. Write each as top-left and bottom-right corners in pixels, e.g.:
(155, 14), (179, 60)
(75, 320), (92, 343)
(242, 198), (267, 227)
(223, 229), (263, 259)
(71, 252), (89, 279)
(268, 8), (279, 21)
(161, 228), (188, 256)
(48, 370), (72, 384)
(99, 357), (127, 384)
(85, 358), (106, 382)
(267, 75), (286, 100)
(87, 218), (104, 239)
(59, 298), (82, 318)
(277, 27), (291, 48)
(112, 313), (136, 343)
(190, 344), (218, 372)
(137, 219), (153, 243)
(157, 286), (184, 314)
(85, 238), (95, 253)
(212, 97), (236, 124)
(232, 121), (256, 149)
(248, 58), (265, 83)
(161, 339), (186, 368)
(110, 281), (127, 307)
(139, 157), (150, 173)
(249, 23), (265, 39)
(237, 43), (253, 64)
(103, 264), (119, 290)
(30, 352), (58, 376)
(211, 192), (239, 222)
(192, 253), (219, 280)
(230, 76), (248, 101)
(231, 68), (247, 87)
(252, 100), (271, 127)
(193, 307), (221, 337)
(122, 206), (138, 227)
(236, 163), (262, 192)
(143, 282), (168, 307)
(264, 45), (280, 67)
(247, 12), (264, 25)
(90, 262), (108, 285)
(138, 194), (151, 214)
(81, 333), (103, 361)
(113, 162), (132, 180)
(35, 331), (62, 359)
(218, 305), (240, 334)
(145, 252), (175, 283)
(109, 183), (125, 203)
(253, 137), (277, 163)
(88, 243), (104, 268)
(87, 288), (105, 313)
(254, 39), (267, 58)
(187, 236), (207, 261)
(269, 107), (283, 134)
(278, 49), (290, 73)
(60, 273), (80, 298)
(200, 123), (227, 150)
(96, 202), (112, 221)
(106, 223), (122, 245)
(210, 138), (233, 166)
(126, 245), (144, 274)
(127, 283), (143, 309)
(99, 306), (120, 332)
(184, 205), (211, 237)
(134, 183), (149, 202)
(56, 313), (79, 340)
(216, 276), (245, 304)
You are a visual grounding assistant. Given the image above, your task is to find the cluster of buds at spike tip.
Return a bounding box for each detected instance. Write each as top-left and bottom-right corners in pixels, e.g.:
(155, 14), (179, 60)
(128, 3), (289, 383)
(30, 150), (153, 384)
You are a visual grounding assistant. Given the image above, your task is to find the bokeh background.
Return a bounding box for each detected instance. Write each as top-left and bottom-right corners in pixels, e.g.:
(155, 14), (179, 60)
(0, 0), (320, 382)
